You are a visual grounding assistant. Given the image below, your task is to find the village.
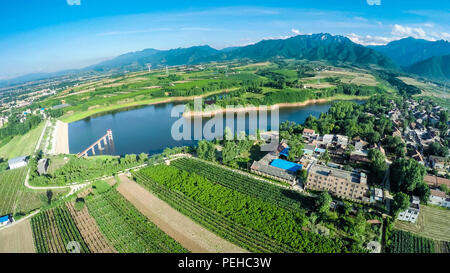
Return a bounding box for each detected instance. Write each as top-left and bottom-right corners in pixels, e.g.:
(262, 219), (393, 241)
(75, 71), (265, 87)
(251, 97), (450, 227)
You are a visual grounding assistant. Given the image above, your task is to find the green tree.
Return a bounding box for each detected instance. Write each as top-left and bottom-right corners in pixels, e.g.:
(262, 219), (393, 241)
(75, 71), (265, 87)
(316, 192), (332, 214)
(392, 192), (410, 216)
(368, 149), (387, 185)
(390, 158), (426, 194)
(222, 141), (239, 165)
(138, 152), (148, 162)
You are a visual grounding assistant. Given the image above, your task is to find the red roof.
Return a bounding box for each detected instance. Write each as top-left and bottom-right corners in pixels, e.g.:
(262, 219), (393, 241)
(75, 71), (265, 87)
(303, 128), (315, 134)
(424, 175), (450, 187)
(431, 189), (447, 198)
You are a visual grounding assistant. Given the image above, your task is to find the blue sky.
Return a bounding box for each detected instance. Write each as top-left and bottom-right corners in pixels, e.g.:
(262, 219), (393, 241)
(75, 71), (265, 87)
(0, 0), (449, 80)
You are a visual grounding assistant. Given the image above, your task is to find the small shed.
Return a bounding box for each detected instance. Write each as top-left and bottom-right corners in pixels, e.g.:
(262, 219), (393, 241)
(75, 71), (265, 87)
(8, 156), (28, 170)
(37, 158), (49, 176)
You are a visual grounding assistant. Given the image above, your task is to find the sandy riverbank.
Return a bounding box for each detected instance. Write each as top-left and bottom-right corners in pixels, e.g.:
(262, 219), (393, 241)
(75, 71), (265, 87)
(55, 120), (69, 154)
(183, 97), (366, 118)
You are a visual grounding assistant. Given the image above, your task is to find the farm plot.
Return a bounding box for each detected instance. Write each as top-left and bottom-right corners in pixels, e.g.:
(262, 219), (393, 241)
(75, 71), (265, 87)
(66, 202), (116, 253)
(134, 165), (352, 253)
(0, 167), (27, 215)
(117, 174), (246, 253)
(395, 205), (450, 242)
(31, 206), (90, 253)
(170, 158), (314, 213)
(387, 230), (434, 253)
(133, 171), (296, 253)
(0, 167), (68, 216)
(85, 189), (187, 253)
(0, 219), (35, 253)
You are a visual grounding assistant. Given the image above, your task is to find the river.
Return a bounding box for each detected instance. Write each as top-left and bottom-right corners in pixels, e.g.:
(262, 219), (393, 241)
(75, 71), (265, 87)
(69, 100), (363, 156)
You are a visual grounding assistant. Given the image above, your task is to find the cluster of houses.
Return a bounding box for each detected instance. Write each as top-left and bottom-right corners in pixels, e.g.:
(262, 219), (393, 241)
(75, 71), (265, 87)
(390, 99), (448, 172)
(251, 128), (373, 203)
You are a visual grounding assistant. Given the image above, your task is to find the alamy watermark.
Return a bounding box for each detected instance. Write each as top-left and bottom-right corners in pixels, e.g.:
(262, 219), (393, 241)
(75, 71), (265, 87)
(171, 97), (280, 151)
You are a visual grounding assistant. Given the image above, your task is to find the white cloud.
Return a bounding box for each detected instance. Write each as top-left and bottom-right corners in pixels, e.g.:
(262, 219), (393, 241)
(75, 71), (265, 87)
(291, 28), (301, 35)
(346, 33), (396, 46)
(391, 24), (449, 41)
(66, 0), (81, 5)
(391, 24), (427, 39)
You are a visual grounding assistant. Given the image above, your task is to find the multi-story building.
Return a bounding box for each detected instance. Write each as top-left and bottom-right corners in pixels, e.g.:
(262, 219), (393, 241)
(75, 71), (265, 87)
(305, 162), (370, 202)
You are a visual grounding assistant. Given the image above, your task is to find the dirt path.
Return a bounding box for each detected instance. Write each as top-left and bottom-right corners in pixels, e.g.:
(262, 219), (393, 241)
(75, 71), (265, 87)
(116, 174), (247, 253)
(0, 219), (35, 253)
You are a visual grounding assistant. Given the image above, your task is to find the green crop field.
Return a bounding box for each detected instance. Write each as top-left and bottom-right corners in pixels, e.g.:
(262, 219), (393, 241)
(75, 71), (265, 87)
(132, 171), (297, 253)
(86, 189), (188, 253)
(134, 164), (361, 253)
(170, 157), (315, 213)
(387, 230), (435, 253)
(31, 206), (90, 253)
(0, 167), (68, 216)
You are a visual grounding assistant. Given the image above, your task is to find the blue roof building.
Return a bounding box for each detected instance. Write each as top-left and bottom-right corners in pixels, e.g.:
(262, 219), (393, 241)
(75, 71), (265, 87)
(0, 215), (9, 223)
(0, 214), (12, 227)
(270, 159), (302, 173)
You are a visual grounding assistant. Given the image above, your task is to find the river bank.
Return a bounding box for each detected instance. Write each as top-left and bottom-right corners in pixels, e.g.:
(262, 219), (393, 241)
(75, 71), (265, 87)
(182, 95), (369, 118)
(54, 120), (69, 154)
(60, 88), (237, 123)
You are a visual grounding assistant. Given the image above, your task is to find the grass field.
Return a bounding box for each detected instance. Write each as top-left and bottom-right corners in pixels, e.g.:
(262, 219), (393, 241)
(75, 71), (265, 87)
(395, 205), (450, 242)
(0, 122), (45, 160)
(0, 167), (69, 216)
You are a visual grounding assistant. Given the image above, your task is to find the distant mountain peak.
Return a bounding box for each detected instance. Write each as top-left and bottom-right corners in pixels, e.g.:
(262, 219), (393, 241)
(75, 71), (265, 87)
(371, 37), (450, 67)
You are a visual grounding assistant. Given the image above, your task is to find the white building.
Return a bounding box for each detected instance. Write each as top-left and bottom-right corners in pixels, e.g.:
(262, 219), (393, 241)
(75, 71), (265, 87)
(398, 196), (420, 223)
(374, 188), (383, 202)
(336, 135), (348, 148)
(323, 134), (334, 145)
(429, 190), (450, 208)
(8, 156), (28, 170)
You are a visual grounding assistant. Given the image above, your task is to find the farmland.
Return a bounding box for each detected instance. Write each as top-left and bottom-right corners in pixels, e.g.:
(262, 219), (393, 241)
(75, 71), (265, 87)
(85, 188), (187, 253)
(170, 157), (314, 213)
(132, 171), (298, 253)
(0, 167), (28, 215)
(66, 202), (116, 253)
(0, 167), (68, 216)
(134, 164), (356, 253)
(117, 173), (246, 253)
(394, 205), (450, 242)
(31, 206), (90, 253)
(387, 230), (435, 253)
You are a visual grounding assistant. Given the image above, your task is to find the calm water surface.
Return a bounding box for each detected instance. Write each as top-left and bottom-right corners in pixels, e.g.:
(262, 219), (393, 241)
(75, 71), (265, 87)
(69, 101), (363, 156)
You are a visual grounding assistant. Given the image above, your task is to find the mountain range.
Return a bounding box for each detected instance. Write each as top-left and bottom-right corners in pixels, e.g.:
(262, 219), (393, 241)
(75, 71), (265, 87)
(2, 34), (450, 87)
(89, 33), (396, 72)
(370, 37), (450, 67)
(405, 54), (450, 80)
